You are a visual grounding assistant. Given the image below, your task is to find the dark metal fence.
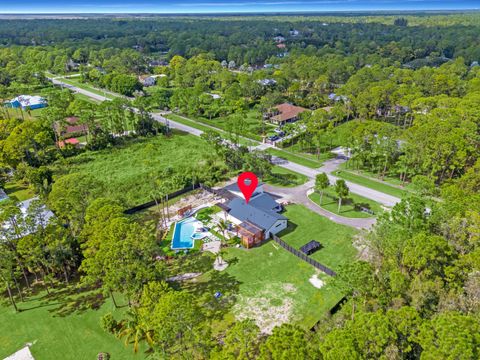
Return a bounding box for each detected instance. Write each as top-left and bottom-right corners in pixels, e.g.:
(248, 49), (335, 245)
(272, 235), (336, 276)
(124, 185), (196, 214)
(200, 184), (236, 200)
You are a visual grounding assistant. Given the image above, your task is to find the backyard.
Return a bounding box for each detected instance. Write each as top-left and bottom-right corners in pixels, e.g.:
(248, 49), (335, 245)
(188, 204), (359, 332)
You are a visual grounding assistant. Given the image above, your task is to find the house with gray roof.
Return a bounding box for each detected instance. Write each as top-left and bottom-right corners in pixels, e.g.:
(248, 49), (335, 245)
(219, 183), (287, 248)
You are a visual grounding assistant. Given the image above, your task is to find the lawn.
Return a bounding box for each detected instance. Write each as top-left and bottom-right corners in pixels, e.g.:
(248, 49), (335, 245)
(4, 181), (35, 202)
(334, 163), (413, 199)
(278, 204), (358, 270)
(0, 288), (140, 360)
(53, 132), (224, 207)
(193, 109), (267, 141)
(2, 107), (45, 120)
(73, 92), (101, 104)
(309, 188), (383, 218)
(58, 77), (118, 100)
(263, 166), (308, 187)
(282, 141), (336, 164)
(193, 204), (358, 331)
(266, 148), (324, 169)
(166, 113), (257, 147)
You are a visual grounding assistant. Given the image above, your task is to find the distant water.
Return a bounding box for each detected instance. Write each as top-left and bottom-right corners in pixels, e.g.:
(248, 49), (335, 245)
(1, 0), (479, 14)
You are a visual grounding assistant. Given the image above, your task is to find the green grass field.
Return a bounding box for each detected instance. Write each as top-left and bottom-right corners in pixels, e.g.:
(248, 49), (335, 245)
(58, 77), (117, 100)
(166, 113), (257, 147)
(203, 204), (358, 330)
(53, 132), (224, 207)
(263, 166), (309, 187)
(334, 163), (413, 199)
(309, 188), (382, 218)
(0, 288), (139, 360)
(282, 142), (336, 163)
(4, 181), (35, 202)
(266, 148), (324, 169)
(278, 205), (357, 270)
(193, 109), (267, 141)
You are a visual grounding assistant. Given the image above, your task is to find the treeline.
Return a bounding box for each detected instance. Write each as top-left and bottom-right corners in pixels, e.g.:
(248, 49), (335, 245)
(0, 14), (480, 65)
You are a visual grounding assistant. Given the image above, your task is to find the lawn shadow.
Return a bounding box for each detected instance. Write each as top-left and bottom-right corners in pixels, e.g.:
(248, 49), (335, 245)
(276, 220), (298, 237)
(178, 267), (241, 321)
(13, 282), (106, 316)
(49, 291), (105, 317)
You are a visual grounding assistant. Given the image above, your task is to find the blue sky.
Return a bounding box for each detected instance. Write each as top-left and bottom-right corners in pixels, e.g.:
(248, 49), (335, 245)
(0, 0), (478, 13)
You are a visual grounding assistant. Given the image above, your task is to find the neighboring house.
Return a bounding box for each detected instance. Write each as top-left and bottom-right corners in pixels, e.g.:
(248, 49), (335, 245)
(57, 138), (80, 148)
(219, 183), (287, 248)
(139, 75), (157, 87)
(258, 79), (277, 86)
(139, 74), (167, 87)
(276, 43), (286, 49)
(6, 95), (48, 110)
(54, 117), (88, 138)
(65, 58), (80, 72)
(264, 103), (308, 125)
(206, 93), (222, 100)
(273, 35), (285, 43)
(149, 60), (168, 67)
(328, 93), (349, 102)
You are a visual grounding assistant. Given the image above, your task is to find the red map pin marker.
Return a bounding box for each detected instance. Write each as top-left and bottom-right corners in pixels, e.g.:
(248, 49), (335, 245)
(237, 172), (258, 204)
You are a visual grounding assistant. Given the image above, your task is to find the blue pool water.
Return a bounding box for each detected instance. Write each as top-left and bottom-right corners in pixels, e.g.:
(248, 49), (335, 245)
(171, 217), (202, 249)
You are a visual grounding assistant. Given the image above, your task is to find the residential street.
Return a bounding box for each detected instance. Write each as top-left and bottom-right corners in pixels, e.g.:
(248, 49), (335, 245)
(49, 77), (401, 212)
(263, 182), (377, 230)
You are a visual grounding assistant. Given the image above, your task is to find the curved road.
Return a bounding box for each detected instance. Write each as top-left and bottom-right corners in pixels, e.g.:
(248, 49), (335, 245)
(49, 77), (400, 227)
(263, 181), (376, 230)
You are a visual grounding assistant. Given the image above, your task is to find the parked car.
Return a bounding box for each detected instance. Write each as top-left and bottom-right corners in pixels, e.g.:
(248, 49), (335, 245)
(269, 135), (280, 141)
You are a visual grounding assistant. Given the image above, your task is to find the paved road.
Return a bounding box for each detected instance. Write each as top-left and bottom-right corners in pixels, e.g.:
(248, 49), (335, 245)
(50, 78), (112, 102)
(49, 77), (400, 215)
(263, 182), (376, 230)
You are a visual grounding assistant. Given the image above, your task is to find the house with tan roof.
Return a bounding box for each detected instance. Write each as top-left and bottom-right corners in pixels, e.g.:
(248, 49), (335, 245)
(264, 103), (308, 125)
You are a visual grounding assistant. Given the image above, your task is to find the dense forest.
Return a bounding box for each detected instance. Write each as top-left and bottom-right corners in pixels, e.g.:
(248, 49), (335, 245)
(1, 12), (480, 359)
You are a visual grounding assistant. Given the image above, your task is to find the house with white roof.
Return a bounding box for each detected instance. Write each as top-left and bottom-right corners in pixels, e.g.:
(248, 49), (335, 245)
(6, 95), (48, 110)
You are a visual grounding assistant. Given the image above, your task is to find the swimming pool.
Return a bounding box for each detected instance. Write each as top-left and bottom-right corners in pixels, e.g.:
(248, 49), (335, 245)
(171, 217), (208, 250)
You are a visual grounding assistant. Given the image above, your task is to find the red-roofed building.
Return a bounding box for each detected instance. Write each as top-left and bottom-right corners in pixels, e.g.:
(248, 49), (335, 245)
(265, 103), (308, 125)
(57, 138), (80, 148)
(54, 117), (88, 138)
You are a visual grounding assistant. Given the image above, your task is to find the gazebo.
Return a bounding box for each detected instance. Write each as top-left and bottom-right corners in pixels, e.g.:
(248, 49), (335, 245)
(300, 240), (322, 255)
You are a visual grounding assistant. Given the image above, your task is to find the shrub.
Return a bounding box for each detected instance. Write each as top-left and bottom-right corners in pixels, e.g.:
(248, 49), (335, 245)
(100, 313), (119, 334)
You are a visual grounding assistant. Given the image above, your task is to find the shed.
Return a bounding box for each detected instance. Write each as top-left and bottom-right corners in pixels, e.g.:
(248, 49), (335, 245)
(300, 240), (322, 255)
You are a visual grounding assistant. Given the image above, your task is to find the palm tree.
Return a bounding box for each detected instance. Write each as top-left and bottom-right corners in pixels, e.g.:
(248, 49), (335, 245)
(315, 172), (330, 205)
(217, 219), (229, 247)
(117, 309), (154, 353)
(335, 179), (349, 213)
